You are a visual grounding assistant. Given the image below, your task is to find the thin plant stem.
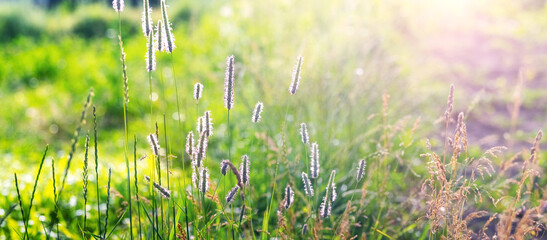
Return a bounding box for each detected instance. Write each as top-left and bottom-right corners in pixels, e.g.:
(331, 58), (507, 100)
(27, 145), (49, 239)
(118, 10), (133, 236)
(83, 136), (89, 234)
(227, 110), (237, 240)
(133, 136), (143, 239)
(103, 168), (112, 239)
(51, 158), (59, 240)
(162, 114), (170, 235)
(168, 53), (189, 237)
(93, 106), (101, 236)
(14, 173), (28, 240)
(149, 71), (154, 130)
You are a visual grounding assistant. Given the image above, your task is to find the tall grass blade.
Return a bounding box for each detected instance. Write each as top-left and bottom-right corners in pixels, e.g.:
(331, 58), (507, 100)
(92, 106), (102, 236)
(134, 136), (143, 239)
(27, 145), (49, 236)
(83, 135), (89, 233)
(103, 168), (112, 238)
(14, 173), (28, 239)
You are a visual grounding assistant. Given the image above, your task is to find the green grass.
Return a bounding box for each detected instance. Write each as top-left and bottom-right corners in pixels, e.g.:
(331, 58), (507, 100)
(1, 0), (547, 239)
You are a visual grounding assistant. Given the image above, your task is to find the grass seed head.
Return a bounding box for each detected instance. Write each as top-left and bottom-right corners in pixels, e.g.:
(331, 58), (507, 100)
(112, 0), (124, 12)
(204, 111), (213, 137)
(357, 159), (366, 182)
(330, 170), (337, 202)
(160, 0), (175, 53)
(196, 116), (204, 134)
(147, 133), (160, 157)
(193, 131), (208, 167)
(141, 0), (152, 36)
(199, 167), (209, 193)
(224, 55), (235, 110)
(252, 102), (263, 123)
(310, 142), (320, 178)
(220, 160), (230, 176)
(284, 184), (295, 209)
(240, 155), (250, 185)
(155, 20), (166, 52)
(145, 32), (156, 72)
(185, 131), (194, 159)
(191, 167), (198, 188)
(144, 175), (171, 198)
(225, 185), (239, 204)
(300, 123), (309, 144)
(320, 195), (332, 218)
(301, 172), (314, 197)
(194, 83), (203, 103)
(444, 84), (455, 122)
(289, 55), (303, 95)
(118, 37), (129, 103)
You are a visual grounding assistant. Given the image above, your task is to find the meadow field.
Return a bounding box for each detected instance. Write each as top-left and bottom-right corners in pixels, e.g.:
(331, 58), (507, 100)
(0, 0), (546, 239)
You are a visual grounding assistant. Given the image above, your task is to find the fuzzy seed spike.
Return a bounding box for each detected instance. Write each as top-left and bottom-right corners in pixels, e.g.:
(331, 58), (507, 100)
(204, 111), (213, 137)
(141, 0), (152, 36)
(198, 167), (209, 193)
(196, 116), (204, 134)
(319, 196), (331, 218)
(240, 155), (250, 185)
(300, 123), (309, 144)
(301, 172), (314, 197)
(220, 160), (230, 176)
(444, 84), (455, 121)
(144, 175), (171, 198)
(160, 0), (175, 53)
(155, 20), (166, 52)
(193, 131), (208, 167)
(194, 83), (203, 103)
(118, 36), (130, 103)
(330, 170), (337, 202)
(224, 55), (235, 110)
(284, 184), (295, 209)
(310, 142), (320, 178)
(289, 56), (303, 95)
(147, 133), (160, 157)
(225, 185), (239, 204)
(113, 0), (124, 12)
(252, 102), (263, 123)
(357, 159), (366, 182)
(185, 131), (194, 160)
(320, 170), (337, 218)
(145, 31), (156, 72)
(191, 167), (198, 188)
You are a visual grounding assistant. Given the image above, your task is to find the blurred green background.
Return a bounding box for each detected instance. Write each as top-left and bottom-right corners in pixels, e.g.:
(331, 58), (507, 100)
(0, 0), (546, 238)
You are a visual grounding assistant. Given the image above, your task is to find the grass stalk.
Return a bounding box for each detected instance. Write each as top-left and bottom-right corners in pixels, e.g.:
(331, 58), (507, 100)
(227, 109), (236, 240)
(168, 51), (190, 239)
(83, 135), (89, 234)
(26, 145), (49, 239)
(92, 106), (102, 236)
(162, 114), (171, 235)
(51, 159), (59, 240)
(133, 136), (143, 239)
(118, 30), (134, 239)
(103, 168), (112, 239)
(14, 173), (28, 239)
(155, 123), (165, 237)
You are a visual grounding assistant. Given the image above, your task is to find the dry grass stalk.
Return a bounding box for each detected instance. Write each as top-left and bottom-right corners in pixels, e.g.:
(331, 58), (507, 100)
(339, 201), (353, 240)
